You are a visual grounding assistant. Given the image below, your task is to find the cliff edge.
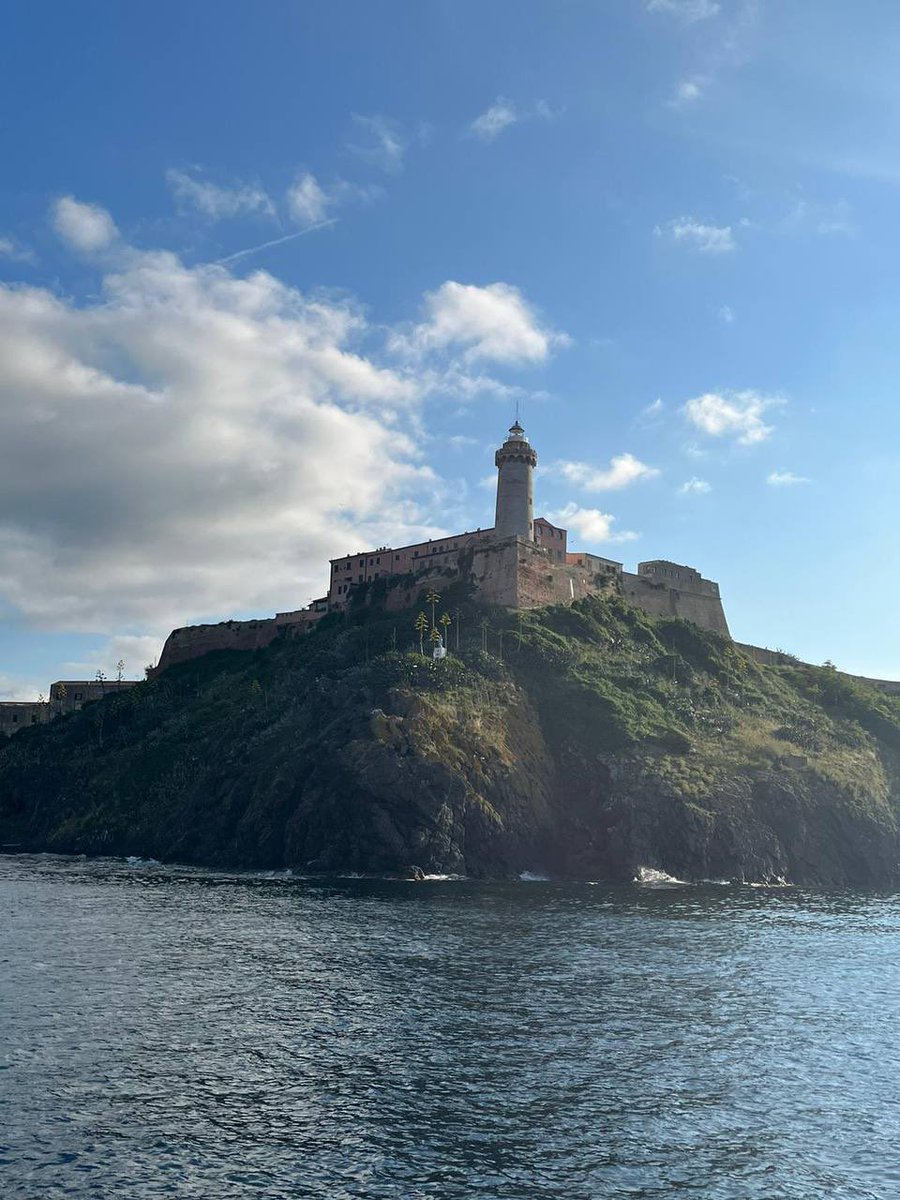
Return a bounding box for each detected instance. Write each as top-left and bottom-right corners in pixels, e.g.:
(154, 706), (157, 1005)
(2, 593), (898, 885)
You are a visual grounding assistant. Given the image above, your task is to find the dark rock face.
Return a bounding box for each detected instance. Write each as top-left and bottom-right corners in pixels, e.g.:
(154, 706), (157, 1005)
(1, 596), (899, 886)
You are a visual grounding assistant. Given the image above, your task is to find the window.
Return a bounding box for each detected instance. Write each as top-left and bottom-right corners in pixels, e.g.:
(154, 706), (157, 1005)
(395, 554), (400, 561)
(358, 574), (363, 583)
(11, 714), (18, 723)
(376, 557), (380, 564)
(75, 692), (83, 700)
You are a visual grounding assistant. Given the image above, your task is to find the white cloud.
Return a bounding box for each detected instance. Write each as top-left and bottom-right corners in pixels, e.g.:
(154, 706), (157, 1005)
(0, 206), (563, 644)
(283, 174), (383, 232)
(348, 114), (407, 173)
(470, 97), (519, 142)
(0, 214), (463, 637)
(647, 0), (720, 20)
(392, 281), (569, 365)
(286, 172), (330, 227)
(0, 236), (36, 265)
(551, 503), (638, 545)
(638, 398), (665, 427)
(718, 305), (735, 323)
(556, 453), (659, 491)
(670, 76), (707, 106)
(52, 196), (119, 252)
(166, 168), (274, 220)
(63, 634), (166, 680)
(656, 217), (735, 254)
(683, 390), (778, 445)
(0, 672), (45, 702)
(678, 477), (712, 494)
(767, 471), (810, 487)
(468, 97), (558, 142)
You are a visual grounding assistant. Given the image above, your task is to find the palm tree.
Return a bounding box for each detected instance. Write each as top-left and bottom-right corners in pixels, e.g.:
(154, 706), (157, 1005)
(439, 612), (452, 651)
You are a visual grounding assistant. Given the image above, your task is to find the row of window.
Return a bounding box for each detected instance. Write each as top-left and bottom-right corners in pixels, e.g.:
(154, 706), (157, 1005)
(334, 541), (463, 573)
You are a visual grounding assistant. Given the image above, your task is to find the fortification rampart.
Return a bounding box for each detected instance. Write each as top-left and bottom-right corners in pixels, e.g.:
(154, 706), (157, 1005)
(622, 571), (730, 637)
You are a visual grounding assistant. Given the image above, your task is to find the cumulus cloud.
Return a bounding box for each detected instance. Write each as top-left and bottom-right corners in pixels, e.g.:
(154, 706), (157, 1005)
(683, 390), (777, 444)
(767, 471), (810, 486)
(555, 453), (659, 491)
(678, 477), (712, 494)
(551, 503), (639, 545)
(0, 210), (448, 635)
(392, 281), (569, 365)
(0, 203), (562, 644)
(52, 196), (119, 252)
(718, 304), (735, 323)
(655, 217), (735, 254)
(348, 114), (407, 173)
(647, 0), (720, 19)
(165, 168), (274, 220)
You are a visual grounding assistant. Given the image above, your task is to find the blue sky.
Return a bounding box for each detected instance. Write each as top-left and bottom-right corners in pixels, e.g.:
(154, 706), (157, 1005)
(2, 0), (900, 694)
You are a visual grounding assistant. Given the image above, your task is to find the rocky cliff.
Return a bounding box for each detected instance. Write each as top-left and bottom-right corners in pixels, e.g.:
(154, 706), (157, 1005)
(2, 593), (899, 885)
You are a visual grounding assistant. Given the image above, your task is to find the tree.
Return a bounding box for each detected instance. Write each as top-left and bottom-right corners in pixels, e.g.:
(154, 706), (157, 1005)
(95, 669), (107, 696)
(415, 612), (429, 655)
(439, 612), (452, 651)
(480, 616), (490, 654)
(116, 658), (125, 685)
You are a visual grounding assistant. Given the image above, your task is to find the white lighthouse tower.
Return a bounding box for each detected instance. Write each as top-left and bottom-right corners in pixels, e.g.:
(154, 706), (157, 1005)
(494, 421), (537, 541)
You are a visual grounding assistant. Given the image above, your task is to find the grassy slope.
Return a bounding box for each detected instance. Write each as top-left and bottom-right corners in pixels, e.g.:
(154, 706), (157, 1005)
(2, 591), (899, 882)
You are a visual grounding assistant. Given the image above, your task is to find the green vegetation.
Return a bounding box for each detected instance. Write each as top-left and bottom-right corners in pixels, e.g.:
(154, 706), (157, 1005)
(2, 590), (899, 884)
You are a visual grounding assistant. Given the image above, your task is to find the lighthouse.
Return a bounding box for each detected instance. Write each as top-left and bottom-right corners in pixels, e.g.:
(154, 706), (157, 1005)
(494, 421), (537, 540)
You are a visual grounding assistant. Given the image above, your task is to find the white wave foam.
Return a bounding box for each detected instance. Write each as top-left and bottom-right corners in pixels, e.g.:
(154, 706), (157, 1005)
(125, 856), (160, 867)
(634, 866), (690, 886)
(519, 871), (550, 882)
(421, 873), (466, 881)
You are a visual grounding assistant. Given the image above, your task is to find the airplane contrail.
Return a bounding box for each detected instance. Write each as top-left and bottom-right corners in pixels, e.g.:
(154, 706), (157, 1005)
(214, 219), (336, 265)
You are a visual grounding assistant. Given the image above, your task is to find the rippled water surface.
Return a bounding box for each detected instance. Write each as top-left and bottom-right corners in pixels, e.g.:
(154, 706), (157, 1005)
(2, 856), (899, 1198)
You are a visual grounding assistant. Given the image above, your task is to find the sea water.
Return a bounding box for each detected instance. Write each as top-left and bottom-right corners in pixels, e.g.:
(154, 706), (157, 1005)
(1, 854), (898, 1198)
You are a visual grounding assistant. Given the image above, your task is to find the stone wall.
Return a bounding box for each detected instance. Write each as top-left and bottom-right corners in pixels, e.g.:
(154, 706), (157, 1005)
(0, 701), (48, 735)
(156, 618), (280, 672)
(622, 571), (731, 637)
